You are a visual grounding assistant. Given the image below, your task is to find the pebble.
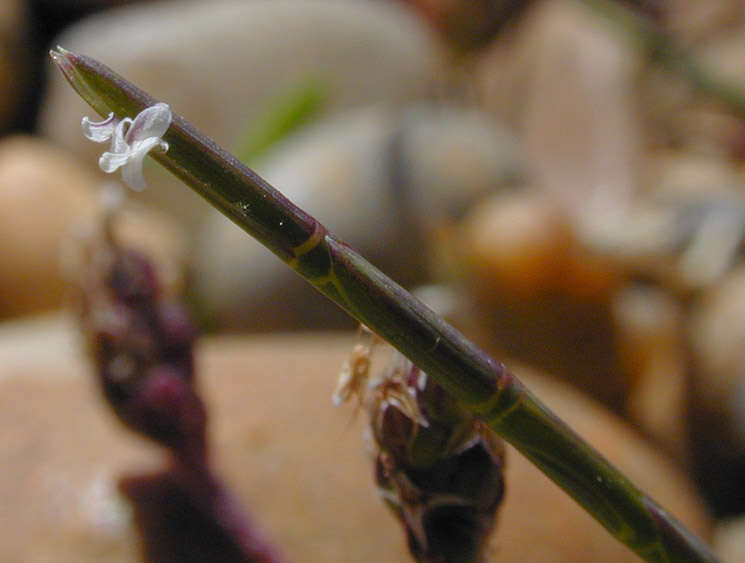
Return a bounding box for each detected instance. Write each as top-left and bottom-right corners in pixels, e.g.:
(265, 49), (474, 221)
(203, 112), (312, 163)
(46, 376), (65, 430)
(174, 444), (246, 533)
(0, 323), (712, 561)
(612, 284), (689, 462)
(0, 135), (184, 319)
(39, 0), (444, 230)
(194, 104), (520, 330)
(688, 266), (745, 514)
(476, 0), (642, 219)
(714, 514), (745, 562)
(452, 190), (626, 411)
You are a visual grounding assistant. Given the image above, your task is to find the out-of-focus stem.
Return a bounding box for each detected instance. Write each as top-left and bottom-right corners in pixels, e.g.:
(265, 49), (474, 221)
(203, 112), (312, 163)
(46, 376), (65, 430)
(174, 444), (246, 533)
(580, 0), (745, 119)
(50, 48), (720, 562)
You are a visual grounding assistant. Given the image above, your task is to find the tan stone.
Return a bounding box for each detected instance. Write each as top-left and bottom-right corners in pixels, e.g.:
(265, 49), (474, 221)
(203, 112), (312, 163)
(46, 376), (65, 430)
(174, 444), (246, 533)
(714, 515), (745, 563)
(454, 191), (621, 301)
(612, 285), (689, 462)
(457, 192), (575, 298)
(644, 151), (743, 198)
(0, 136), (100, 317)
(476, 0), (643, 218)
(0, 136), (184, 319)
(452, 191), (625, 410)
(194, 105), (520, 330)
(698, 24), (745, 90)
(0, 322), (711, 561)
(689, 266), (745, 450)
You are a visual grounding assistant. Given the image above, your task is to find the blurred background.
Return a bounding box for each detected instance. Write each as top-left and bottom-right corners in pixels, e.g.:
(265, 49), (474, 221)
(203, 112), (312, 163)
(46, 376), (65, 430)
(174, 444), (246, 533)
(5, 0), (745, 560)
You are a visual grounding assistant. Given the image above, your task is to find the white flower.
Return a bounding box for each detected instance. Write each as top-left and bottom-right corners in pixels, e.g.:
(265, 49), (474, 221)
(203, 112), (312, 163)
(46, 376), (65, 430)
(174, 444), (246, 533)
(82, 102), (172, 190)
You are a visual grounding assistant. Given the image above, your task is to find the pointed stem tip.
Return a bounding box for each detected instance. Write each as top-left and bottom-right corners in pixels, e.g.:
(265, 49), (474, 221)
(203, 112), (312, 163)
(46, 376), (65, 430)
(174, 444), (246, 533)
(48, 46), (117, 120)
(49, 46), (76, 78)
(49, 45), (71, 63)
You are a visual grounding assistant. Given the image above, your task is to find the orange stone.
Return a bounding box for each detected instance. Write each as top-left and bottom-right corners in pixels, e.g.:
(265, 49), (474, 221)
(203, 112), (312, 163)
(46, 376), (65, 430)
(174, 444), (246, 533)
(0, 323), (712, 561)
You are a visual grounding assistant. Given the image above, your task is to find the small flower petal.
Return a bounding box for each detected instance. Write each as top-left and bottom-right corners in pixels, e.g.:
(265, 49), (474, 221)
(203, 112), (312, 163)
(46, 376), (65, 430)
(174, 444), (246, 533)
(82, 103), (171, 190)
(82, 112), (117, 142)
(124, 103), (172, 145)
(110, 118), (133, 154)
(99, 150), (131, 173)
(121, 137), (167, 191)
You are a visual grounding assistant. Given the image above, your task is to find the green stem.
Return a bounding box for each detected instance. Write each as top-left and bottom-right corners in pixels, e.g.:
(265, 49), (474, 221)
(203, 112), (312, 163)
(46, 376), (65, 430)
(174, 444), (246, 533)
(50, 48), (719, 562)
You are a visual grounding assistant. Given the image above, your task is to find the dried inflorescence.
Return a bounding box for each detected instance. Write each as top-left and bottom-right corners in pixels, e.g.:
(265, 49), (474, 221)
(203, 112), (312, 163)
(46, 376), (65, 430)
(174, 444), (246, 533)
(74, 208), (282, 563)
(336, 333), (506, 563)
(76, 228), (206, 465)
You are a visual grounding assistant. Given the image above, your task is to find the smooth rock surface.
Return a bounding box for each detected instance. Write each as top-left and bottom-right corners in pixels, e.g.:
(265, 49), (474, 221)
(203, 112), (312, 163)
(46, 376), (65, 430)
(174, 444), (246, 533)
(0, 136), (184, 318)
(612, 284), (689, 463)
(40, 0), (444, 230)
(644, 151), (743, 197)
(476, 0), (642, 219)
(453, 191), (626, 411)
(689, 266), (745, 442)
(0, 322), (712, 561)
(714, 515), (745, 563)
(688, 266), (745, 515)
